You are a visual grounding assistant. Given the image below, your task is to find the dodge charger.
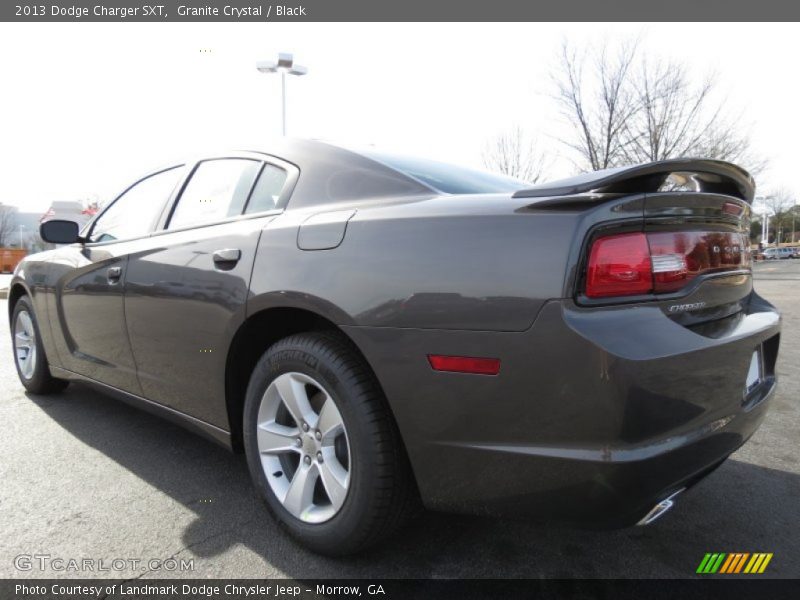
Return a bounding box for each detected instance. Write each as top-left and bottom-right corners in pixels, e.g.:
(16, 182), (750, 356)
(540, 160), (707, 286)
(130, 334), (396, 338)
(8, 139), (780, 555)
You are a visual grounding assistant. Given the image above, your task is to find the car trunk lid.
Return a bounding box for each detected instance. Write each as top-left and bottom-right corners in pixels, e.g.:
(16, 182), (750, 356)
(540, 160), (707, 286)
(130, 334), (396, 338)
(521, 159), (756, 327)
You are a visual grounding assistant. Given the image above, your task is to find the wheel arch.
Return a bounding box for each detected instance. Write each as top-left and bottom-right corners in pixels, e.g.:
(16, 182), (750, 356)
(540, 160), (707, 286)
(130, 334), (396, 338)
(224, 306), (407, 458)
(7, 282), (30, 321)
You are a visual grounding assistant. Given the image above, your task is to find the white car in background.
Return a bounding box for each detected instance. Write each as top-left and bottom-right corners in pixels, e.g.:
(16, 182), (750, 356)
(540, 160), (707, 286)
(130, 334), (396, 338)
(762, 247), (795, 260)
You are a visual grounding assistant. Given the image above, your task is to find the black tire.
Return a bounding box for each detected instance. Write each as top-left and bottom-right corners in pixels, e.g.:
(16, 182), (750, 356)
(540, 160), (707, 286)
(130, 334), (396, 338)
(11, 295), (69, 395)
(243, 331), (418, 555)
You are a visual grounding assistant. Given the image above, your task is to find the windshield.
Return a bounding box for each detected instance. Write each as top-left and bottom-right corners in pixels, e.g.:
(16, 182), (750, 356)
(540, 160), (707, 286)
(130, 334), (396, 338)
(362, 151), (529, 195)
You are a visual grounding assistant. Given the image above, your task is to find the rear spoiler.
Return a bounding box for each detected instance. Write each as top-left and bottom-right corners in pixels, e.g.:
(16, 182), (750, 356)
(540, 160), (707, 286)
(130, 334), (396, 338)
(512, 158), (755, 203)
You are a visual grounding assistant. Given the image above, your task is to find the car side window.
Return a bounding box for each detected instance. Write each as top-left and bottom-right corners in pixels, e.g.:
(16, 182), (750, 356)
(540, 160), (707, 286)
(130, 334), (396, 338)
(244, 163), (288, 214)
(90, 167), (182, 243)
(168, 159), (261, 229)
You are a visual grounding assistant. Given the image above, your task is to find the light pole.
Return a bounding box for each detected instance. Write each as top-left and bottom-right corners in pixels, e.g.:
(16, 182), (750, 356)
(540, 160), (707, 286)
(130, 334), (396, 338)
(256, 53), (308, 136)
(18, 224), (26, 250)
(755, 196), (772, 246)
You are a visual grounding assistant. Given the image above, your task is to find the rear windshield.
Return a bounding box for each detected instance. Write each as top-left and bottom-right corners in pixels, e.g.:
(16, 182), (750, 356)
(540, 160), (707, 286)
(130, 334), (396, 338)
(362, 151), (529, 195)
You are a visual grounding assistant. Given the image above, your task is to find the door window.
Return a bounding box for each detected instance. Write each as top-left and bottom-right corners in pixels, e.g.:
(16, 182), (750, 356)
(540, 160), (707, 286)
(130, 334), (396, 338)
(168, 159), (261, 229)
(244, 163), (288, 214)
(90, 167), (182, 243)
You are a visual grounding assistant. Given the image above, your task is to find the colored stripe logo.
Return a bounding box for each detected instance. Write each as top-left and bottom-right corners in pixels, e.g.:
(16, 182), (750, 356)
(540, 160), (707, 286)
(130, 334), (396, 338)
(697, 553), (773, 574)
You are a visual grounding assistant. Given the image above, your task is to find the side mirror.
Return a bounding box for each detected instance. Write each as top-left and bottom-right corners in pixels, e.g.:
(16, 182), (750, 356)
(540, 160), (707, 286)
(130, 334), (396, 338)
(40, 219), (81, 244)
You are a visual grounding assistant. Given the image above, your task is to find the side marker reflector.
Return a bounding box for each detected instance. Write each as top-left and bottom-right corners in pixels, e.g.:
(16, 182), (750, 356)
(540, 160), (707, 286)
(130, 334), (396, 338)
(427, 355), (500, 375)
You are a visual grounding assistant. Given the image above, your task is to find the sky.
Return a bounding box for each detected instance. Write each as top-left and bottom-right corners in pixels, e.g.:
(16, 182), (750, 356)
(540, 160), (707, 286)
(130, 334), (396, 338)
(1, 22), (799, 213)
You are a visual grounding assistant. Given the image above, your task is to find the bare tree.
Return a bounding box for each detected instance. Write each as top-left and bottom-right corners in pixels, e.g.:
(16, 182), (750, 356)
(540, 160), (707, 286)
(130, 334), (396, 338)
(620, 58), (715, 162)
(551, 39), (640, 171)
(482, 126), (549, 183)
(0, 204), (16, 247)
(760, 188), (798, 243)
(693, 121), (765, 175)
(789, 204), (800, 244)
(620, 58), (765, 175)
(552, 38), (766, 176)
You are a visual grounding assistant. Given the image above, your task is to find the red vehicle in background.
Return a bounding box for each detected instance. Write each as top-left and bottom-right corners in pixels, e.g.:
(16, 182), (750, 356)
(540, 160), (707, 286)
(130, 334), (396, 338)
(1, 248), (26, 273)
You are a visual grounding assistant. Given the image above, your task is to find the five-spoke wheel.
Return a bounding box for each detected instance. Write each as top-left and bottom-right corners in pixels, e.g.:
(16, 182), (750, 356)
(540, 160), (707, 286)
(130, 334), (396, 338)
(13, 309), (37, 381)
(257, 372), (351, 523)
(243, 332), (417, 555)
(10, 295), (68, 394)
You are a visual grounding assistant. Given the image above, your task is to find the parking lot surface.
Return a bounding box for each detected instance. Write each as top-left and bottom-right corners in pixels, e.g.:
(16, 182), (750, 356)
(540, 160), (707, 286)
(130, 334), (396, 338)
(1, 260), (798, 579)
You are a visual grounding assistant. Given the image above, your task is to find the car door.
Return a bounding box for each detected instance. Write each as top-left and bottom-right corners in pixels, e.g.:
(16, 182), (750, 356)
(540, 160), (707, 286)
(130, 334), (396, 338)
(123, 156), (295, 428)
(46, 166), (184, 393)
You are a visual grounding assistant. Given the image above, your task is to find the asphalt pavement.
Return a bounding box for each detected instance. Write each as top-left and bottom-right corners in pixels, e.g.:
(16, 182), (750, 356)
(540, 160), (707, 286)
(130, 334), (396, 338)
(1, 260), (798, 579)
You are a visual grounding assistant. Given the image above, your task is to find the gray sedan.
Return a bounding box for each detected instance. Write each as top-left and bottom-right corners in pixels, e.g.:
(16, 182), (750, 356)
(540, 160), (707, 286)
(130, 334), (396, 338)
(8, 140), (780, 555)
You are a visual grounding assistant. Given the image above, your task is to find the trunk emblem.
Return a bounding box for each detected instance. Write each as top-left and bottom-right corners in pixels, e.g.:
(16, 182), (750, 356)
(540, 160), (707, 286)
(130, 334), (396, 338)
(668, 301), (707, 313)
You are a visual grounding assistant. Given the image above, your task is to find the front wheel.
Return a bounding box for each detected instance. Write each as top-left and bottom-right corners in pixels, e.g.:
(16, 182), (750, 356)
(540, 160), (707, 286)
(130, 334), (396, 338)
(243, 332), (418, 555)
(11, 295), (69, 394)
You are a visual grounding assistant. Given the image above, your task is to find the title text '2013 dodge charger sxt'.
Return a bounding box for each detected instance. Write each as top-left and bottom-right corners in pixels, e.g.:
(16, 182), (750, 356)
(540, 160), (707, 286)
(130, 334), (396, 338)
(9, 140), (779, 555)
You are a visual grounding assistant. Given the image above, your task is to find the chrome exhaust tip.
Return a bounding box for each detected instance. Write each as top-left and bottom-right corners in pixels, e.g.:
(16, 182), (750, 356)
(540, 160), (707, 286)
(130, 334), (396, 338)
(637, 488), (685, 526)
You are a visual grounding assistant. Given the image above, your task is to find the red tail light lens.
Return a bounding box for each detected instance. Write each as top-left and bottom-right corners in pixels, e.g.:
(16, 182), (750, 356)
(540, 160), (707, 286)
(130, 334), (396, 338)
(585, 231), (750, 299)
(585, 233), (652, 298)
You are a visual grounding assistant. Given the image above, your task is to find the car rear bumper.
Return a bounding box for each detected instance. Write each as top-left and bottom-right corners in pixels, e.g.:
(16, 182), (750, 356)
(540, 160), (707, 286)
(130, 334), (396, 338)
(343, 292), (780, 526)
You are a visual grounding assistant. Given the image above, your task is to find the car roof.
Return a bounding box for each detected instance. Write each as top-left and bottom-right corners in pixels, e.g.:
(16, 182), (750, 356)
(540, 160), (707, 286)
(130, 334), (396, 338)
(247, 139), (436, 208)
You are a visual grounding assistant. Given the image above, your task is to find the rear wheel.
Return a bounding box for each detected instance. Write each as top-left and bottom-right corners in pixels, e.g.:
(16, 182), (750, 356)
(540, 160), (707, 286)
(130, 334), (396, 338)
(11, 295), (69, 394)
(243, 331), (418, 555)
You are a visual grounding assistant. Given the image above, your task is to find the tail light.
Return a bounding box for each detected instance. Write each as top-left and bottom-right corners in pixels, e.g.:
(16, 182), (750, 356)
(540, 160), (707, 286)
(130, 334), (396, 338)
(585, 233), (652, 298)
(585, 231), (750, 299)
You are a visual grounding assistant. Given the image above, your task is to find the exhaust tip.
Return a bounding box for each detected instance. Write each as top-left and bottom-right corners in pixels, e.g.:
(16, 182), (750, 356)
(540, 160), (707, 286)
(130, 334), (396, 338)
(637, 488), (685, 526)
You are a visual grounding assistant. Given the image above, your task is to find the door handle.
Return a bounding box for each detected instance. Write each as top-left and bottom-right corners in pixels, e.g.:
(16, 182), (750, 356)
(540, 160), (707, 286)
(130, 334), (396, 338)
(212, 248), (241, 265)
(107, 266), (122, 283)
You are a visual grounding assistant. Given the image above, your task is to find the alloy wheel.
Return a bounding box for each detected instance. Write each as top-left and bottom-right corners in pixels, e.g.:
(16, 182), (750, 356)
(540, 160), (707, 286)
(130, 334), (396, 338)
(14, 310), (37, 381)
(256, 372), (351, 523)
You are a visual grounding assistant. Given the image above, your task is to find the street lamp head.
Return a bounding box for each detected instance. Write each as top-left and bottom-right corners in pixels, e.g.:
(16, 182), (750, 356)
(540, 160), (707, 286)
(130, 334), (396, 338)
(277, 52), (294, 69)
(256, 60), (278, 73)
(256, 53), (308, 76)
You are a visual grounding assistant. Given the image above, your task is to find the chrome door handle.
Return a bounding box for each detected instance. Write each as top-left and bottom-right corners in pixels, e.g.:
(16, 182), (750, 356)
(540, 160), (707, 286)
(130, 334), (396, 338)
(212, 248), (241, 264)
(107, 266), (122, 283)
